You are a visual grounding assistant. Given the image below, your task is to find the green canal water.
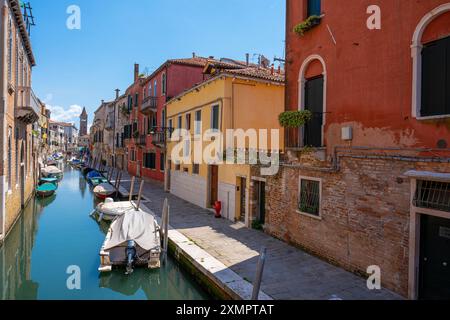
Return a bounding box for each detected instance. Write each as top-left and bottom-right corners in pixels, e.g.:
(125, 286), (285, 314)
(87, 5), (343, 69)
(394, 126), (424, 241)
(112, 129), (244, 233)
(0, 165), (210, 300)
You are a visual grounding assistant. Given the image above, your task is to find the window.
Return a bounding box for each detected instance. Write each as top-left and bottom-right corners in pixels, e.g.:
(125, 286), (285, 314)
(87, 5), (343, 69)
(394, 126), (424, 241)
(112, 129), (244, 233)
(162, 109), (166, 128)
(178, 115), (182, 129)
(128, 95), (133, 110)
(195, 110), (202, 135)
(135, 93), (139, 107)
(144, 153), (156, 169)
(160, 153), (165, 171)
(307, 0), (321, 17)
(193, 164), (200, 175)
(421, 36), (450, 117)
(152, 112), (158, 128)
(131, 149), (137, 162)
(154, 80), (157, 97)
(148, 84), (152, 97)
(7, 16), (12, 82)
(211, 105), (220, 130)
(168, 119), (173, 138)
(162, 73), (167, 95)
(298, 178), (321, 217)
(186, 113), (191, 131)
(414, 180), (450, 212)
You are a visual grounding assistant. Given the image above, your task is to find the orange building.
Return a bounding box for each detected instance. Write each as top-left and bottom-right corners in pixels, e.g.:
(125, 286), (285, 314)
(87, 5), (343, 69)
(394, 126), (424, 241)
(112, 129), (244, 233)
(256, 0), (450, 299)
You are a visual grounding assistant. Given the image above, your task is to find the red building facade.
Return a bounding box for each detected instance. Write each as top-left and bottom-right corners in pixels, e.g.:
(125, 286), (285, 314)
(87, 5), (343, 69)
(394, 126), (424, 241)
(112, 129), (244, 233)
(126, 57), (211, 181)
(254, 0), (450, 299)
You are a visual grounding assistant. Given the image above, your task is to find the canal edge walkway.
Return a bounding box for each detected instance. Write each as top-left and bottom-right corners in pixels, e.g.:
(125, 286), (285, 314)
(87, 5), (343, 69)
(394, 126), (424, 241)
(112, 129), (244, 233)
(140, 202), (272, 300)
(116, 172), (403, 300)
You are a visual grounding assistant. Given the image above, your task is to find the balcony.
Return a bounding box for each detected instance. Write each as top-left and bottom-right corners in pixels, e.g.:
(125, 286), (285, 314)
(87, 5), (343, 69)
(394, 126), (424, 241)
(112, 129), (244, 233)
(136, 134), (147, 147)
(15, 86), (40, 124)
(141, 96), (158, 115)
(150, 127), (167, 149)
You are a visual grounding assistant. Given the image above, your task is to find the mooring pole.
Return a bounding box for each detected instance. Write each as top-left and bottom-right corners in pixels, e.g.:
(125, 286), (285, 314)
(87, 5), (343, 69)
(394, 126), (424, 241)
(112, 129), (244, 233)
(251, 247), (267, 300)
(162, 198), (170, 265)
(129, 176), (136, 203)
(136, 180), (145, 210)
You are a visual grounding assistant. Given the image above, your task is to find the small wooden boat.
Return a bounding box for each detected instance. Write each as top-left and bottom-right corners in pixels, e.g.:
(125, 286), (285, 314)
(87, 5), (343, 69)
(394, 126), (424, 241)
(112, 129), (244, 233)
(36, 183), (57, 198)
(93, 183), (116, 200)
(39, 177), (58, 186)
(93, 199), (136, 221)
(98, 208), (161, 274)
(41, 166), (63, 180)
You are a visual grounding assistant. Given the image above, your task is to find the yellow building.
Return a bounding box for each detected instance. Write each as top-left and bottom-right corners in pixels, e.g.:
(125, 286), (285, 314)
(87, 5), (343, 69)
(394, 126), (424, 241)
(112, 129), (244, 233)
(166, 62), (284, 226)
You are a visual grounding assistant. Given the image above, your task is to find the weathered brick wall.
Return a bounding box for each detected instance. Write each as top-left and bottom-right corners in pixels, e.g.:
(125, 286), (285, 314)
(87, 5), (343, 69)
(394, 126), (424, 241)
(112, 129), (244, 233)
(261, 155), (450, 297)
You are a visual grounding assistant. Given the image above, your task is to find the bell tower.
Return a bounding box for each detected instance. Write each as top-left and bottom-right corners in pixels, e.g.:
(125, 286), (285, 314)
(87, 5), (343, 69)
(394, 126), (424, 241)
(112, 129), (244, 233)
(80, 107), (88, 136)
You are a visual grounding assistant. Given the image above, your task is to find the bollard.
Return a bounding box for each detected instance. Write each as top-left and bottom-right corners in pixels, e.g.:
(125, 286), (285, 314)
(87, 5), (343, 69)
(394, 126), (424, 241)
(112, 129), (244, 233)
(161, 198), (170, 265)
(251, 247), (267, 300)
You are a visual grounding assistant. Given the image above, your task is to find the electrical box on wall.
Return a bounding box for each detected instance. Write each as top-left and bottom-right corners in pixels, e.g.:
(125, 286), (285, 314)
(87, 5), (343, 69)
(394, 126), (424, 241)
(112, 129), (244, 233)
(341, 126), (353, 141)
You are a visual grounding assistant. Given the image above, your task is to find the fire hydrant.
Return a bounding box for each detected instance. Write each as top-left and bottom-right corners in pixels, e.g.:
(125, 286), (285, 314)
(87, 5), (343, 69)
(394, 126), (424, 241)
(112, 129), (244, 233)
(213, 201), (222, 218)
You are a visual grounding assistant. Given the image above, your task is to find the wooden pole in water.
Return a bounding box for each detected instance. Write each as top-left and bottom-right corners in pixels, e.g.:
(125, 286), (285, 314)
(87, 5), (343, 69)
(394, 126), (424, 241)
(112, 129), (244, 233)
(129, 176), (135, 203)
(251, 247), (267, 300)
(115, 171), (122, 197)
(136, 180), (145, 210)
(162, 198), (170, 265)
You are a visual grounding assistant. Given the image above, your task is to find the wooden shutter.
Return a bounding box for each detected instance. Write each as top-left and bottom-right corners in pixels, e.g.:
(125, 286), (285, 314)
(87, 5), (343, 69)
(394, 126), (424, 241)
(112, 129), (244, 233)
(304, 76), (324, 147)
(421, 37), (449, 117)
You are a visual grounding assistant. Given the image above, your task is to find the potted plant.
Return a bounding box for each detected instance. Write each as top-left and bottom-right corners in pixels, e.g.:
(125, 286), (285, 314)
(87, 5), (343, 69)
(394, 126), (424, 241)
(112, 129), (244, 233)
(293, 15), (322, 36)
(278, 110), (312, 128)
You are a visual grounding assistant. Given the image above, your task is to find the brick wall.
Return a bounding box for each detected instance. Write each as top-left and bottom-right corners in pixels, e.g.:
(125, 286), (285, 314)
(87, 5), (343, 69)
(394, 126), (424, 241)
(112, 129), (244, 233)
(257, 153), (450, 297)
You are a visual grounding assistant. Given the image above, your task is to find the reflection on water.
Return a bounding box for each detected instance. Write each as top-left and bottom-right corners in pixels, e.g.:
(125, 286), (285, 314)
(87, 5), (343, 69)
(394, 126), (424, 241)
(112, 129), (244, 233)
(0, 165), (210, 300)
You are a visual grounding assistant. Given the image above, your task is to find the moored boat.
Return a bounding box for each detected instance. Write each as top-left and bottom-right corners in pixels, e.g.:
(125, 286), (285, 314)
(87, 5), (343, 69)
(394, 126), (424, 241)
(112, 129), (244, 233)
(98, 208), (161, 274)
(93, 199), (135, 221)
(93, 183), (116, 200)
(36, 183), (58, 198)
(41, 166), (63, 180)
(39, 177), (59, 186)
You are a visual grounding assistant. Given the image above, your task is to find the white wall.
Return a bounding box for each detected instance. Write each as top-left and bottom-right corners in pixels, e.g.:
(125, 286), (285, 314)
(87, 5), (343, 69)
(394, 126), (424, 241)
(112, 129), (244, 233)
(218, 182), (236, 221)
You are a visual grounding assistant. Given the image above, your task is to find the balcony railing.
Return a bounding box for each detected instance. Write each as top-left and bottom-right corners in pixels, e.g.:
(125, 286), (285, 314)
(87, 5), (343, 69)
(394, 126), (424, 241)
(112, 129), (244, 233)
(150, 127), (168, 148)
(141, 96), (158, 114)
(16, 86), (40, 124)
(136, 134), (147, 147)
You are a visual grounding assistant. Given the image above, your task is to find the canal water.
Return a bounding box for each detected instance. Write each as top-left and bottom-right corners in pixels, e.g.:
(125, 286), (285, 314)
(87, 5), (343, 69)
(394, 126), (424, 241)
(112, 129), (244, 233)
(0, 165), (210, 300)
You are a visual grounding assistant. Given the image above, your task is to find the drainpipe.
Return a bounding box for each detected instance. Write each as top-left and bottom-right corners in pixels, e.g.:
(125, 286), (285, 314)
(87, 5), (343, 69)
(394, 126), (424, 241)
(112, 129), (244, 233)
(0, 4), (7, 240)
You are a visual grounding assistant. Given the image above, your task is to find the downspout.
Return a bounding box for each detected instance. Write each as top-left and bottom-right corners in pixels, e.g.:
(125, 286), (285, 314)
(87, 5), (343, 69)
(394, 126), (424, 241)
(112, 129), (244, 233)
(0, 3), (7, 241)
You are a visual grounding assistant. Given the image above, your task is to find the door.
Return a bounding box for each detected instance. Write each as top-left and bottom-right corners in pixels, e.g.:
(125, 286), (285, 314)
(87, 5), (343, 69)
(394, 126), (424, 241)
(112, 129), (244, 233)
(239, 178), (247, 222)
(419, 215), (450, 300)
(304, 76), (324, 147)
(257, 181), (266, 224)
(210, 165), (218, 206)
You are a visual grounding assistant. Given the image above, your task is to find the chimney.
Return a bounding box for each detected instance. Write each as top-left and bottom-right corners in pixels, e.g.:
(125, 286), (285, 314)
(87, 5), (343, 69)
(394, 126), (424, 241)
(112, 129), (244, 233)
(192, 52), (196, 58)
(115, 89), (120, 99)
(134, 63), (139, 82)
(271, 65), (274, 75)
(246, 53), (250, 66)
(101, 99), (104, 105)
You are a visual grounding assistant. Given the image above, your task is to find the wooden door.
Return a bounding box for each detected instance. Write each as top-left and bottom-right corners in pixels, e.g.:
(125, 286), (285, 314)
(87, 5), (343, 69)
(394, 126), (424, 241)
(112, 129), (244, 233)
(210, 165), (218, 206)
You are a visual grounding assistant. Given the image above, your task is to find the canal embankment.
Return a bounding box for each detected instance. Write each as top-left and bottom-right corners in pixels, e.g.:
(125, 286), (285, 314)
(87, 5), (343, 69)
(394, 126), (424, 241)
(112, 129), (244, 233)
(117, 171), (402, 300)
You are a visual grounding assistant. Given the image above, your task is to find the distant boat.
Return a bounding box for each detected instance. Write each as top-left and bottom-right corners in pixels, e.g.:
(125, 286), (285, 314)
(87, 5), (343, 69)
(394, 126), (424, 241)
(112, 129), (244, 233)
(36, 183), (57, 198)
(93, 183), (116, 200)
(98, 208), (161, 274)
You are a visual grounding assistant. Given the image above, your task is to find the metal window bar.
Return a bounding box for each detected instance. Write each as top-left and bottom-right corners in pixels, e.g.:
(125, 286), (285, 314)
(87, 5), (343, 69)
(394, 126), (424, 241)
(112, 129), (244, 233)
(299, 180), (320, 215)
(414, 180), (450, 212)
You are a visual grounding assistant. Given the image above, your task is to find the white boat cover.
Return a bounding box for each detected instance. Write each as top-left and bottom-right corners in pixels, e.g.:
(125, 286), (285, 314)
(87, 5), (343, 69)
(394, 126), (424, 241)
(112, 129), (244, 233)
(97, 201), (135, 217)
(104, 209), (159, 251)
(42, 166), (62, 175)
(93, 183), (115, 195)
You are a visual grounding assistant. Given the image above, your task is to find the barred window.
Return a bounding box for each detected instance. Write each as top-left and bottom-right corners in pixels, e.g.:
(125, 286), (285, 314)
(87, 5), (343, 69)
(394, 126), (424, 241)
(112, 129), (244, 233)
(298, 178), (321, 216)
(414, 180), (450, 212)
(144, 153), (156, 169)
(193, 164), (200, 175)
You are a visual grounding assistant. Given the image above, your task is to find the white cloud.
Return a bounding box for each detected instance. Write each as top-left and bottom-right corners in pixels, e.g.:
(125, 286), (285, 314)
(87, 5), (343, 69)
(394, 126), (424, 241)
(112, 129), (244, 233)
(46, 104), (83, 124)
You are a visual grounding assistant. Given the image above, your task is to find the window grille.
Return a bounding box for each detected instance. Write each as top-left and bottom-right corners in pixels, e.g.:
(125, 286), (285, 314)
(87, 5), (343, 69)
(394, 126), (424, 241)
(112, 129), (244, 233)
(299, 179), (320, 216)
(414, 180), (450, 212)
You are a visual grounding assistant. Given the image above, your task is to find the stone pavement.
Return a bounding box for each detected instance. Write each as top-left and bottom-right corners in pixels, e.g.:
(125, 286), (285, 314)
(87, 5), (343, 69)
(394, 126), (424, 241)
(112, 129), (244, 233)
(117, 172), (402, 300)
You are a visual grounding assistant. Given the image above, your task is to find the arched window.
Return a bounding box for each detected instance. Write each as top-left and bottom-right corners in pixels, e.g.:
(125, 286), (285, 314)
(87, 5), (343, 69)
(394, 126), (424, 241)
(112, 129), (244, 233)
(411, 4), (450, 119)
(297, 55), (327, 148)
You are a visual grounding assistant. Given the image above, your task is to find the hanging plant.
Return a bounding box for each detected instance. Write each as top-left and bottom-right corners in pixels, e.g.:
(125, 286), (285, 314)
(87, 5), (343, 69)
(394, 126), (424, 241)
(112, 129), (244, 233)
(293, 15), (322, 36)
(279, 110), (312, 128)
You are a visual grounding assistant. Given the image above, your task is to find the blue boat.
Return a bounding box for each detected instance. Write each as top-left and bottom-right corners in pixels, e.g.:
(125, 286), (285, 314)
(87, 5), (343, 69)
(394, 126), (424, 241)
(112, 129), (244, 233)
(87, 171), (108, 186)
(36, 183), (58, 198)
(39, 177), (59, 186)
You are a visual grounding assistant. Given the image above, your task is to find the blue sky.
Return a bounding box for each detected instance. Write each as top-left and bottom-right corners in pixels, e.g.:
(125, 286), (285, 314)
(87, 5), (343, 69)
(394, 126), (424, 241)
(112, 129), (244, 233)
(30, 0), (285, 128)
